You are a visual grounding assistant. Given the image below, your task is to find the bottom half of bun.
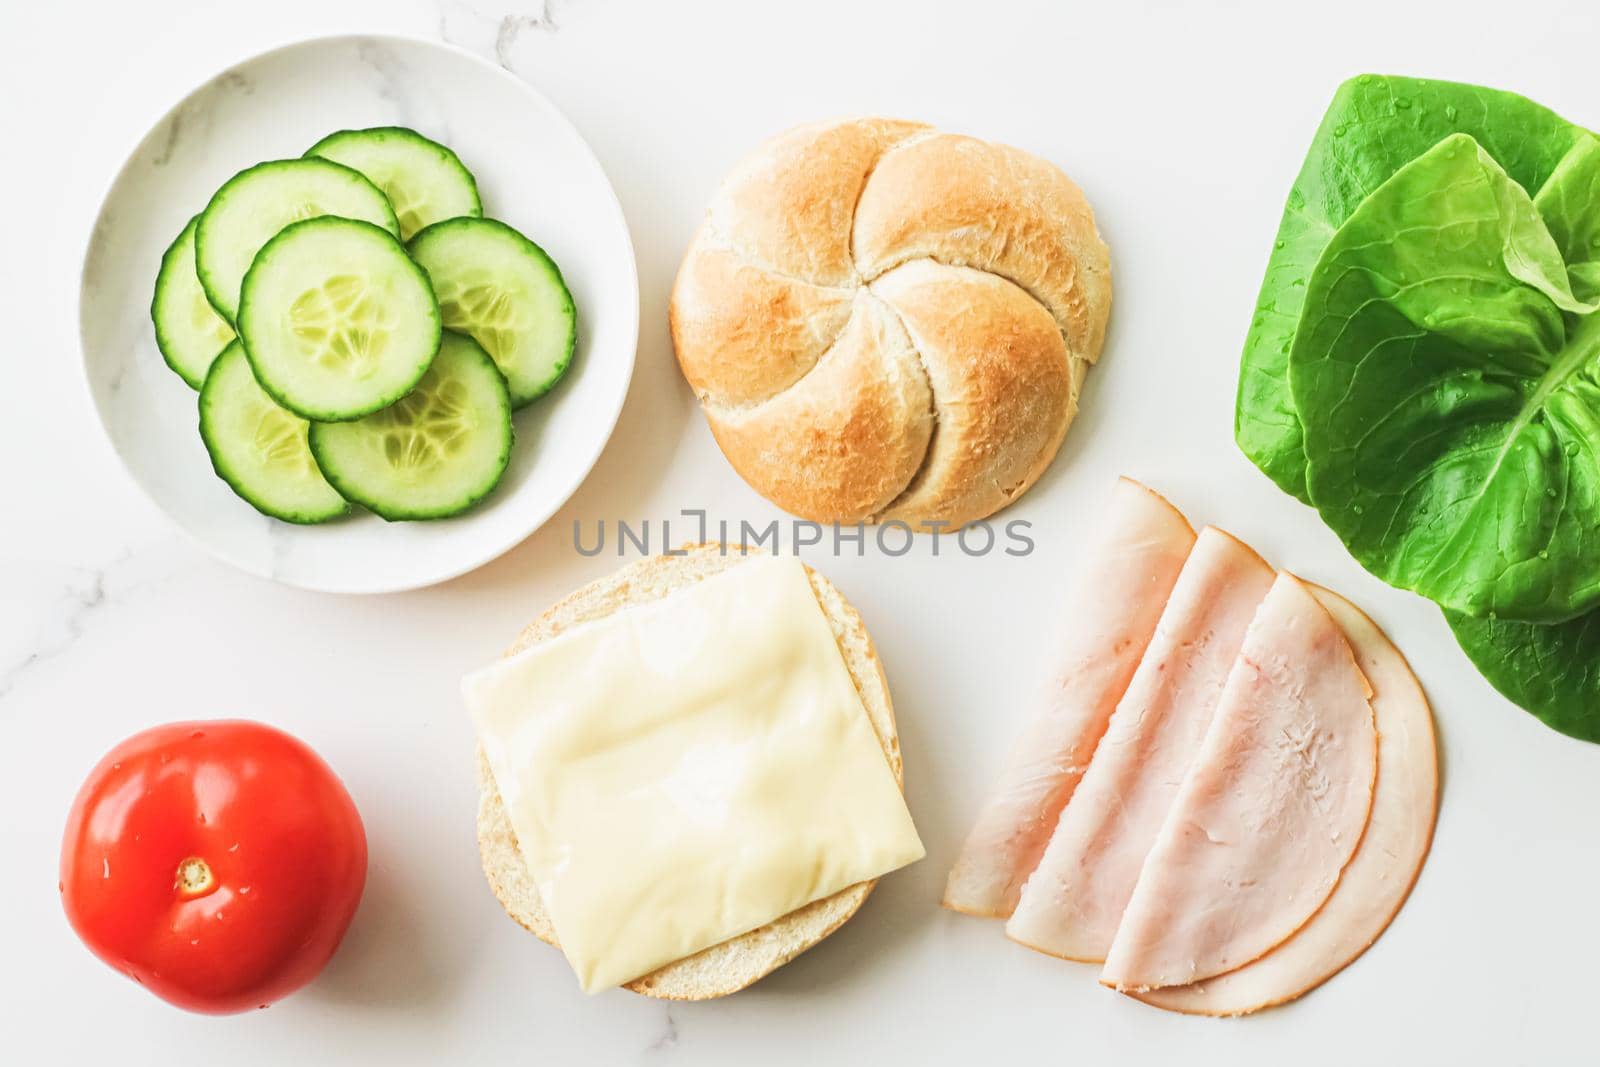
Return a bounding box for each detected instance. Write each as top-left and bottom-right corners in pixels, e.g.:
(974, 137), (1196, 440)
(473, 544), (904, 1000)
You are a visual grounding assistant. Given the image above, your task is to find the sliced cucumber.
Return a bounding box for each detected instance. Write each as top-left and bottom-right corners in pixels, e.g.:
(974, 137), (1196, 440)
(309, 331), (512, 520)
(196, 158), (400, 323)
(199, 342), (348, 524)
(305, 127), (482, 241)
(238, 216), (441, 422)
(407, 218), (576, 408)
(153, 215), (236, 388)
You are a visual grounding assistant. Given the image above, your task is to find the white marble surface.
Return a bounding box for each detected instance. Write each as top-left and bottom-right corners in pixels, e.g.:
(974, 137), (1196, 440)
(5, 1), (1600, 1063)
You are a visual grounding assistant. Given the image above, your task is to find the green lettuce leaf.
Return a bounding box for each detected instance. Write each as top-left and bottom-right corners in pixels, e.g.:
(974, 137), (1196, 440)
(1533, 134), (1600, 304)
(1458, 136), (1600, 744)
(1447, 609), (1600, 742)
(1235, 75), (1586, 501)
(1292, 133), (1600, 622)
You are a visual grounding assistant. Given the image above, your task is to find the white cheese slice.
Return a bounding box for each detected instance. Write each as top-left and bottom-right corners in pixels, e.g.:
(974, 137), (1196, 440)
(463, 555), (924, 993)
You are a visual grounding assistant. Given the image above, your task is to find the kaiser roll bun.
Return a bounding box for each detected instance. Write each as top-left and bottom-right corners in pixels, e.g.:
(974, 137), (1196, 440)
(670, 118), (1112, 529)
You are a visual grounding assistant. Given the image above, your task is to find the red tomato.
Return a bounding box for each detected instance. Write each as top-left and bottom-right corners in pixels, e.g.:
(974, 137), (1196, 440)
(60, 720), (367, 1014)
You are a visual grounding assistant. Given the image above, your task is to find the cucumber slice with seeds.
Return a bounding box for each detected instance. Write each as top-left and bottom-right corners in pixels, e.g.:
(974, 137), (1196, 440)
(153, 216), (236, 388)
(238, 216), (441, 422)
(196, 158), (400, 323)
(199, 342), (348, 524)
(306, 127), (482, 241)
(408, 217), (577, 408)
(309, 331), (512, 520)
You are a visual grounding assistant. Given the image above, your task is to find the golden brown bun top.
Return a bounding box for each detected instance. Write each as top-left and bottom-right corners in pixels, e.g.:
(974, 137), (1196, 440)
(671, 118), (1112, 529)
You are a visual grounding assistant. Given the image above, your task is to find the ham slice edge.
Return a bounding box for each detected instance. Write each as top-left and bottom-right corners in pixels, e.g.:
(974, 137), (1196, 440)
(1130, 585), (1438, 1015)
(943, 477), (1197, 918)
(1004, 526), (1276, 961)
(1099, 573), (1378, 992)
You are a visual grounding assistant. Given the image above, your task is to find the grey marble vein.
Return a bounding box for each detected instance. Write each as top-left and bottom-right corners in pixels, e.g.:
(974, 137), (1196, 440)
(149, 70), (252, 170)
(149, 109), (188, 168)
(645, 1005), (678, 1054)
(356, 39), (412, 112)
(0, 547), (185, 706)
(0, 564), (108, 703)
(436, 0), (560, 71)
(354, 38), (452, 138)
(79, 212), (116, 294)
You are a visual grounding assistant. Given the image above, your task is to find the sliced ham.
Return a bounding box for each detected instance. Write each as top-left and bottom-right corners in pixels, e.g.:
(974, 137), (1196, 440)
(1005, 527), (1276, 961)
(943, 478), (1196, 918)
(1100, 574), (1377, 992)
(1134, 586), (1437, 1014)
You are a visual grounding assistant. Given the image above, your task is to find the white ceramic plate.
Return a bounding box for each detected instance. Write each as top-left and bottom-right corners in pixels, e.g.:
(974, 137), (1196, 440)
(78, 34), (639, 593)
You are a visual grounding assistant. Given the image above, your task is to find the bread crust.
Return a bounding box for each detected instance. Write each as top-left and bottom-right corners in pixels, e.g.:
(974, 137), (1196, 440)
(704, 295), (934, 523)
(854, 134), (1112, 364)
(474, 544), (904, 1000)
(707, 118), (930, 285)
(671, 118), (1112, 530)
(871, 260), (1073, 526)
(670, 225), (854, 407)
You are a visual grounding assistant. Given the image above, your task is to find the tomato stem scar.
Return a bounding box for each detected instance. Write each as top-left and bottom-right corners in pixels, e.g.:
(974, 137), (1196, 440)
(175, 856), (216, 899)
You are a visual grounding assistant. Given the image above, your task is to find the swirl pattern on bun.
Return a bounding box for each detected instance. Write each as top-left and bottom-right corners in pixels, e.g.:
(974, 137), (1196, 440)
(671, 118), (1112, 528)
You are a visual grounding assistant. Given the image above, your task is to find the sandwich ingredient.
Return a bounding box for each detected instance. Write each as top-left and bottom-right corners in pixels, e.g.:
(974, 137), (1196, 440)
(1292, 132), (1600, 622)
(1235, 74), (1586, 500)
(671, 117), (1110, 530)
(851, 129), (1113, 364)
(463, 555), (924, 994)
(408, 217), (577, 408)
(1005, 527), (1276, 961)
(699, 294), (934, 524)
(1232, 74), (1600, 742)
(238, 216), (441, 422)
(475, 544), (909, 1000)
(153, 126), (568, 524)
(947, 479), (1437, 1014)
(1138, 586), (1437, 1015)
(59, 720), (367, 1014)
(1101, 574), (1377, 991)
(1446, 609), (1600, 742)
(306, 126), (482, 241)
(869, 261), (1075, 528)
(707, 117), (928, 287)
(943, 478), (1196, 918)
(199, 342), (349, 524)
(669, 225), (855, 407)
(196, 157), (400, 323)
(1535, 135), (1600, 302)
(308, 331), (513, 521)
(152, 215), (236, 388)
